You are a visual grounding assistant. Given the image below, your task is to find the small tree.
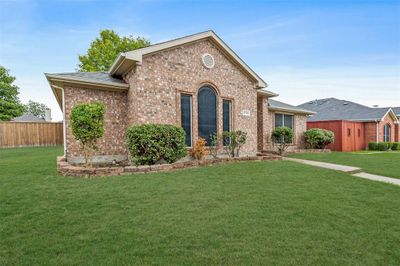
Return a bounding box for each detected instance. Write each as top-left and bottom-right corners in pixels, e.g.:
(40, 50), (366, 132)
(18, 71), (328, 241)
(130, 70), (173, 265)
(223, 130), (247, 157)
(70, 102), (106, 167)
(272, 126), (293, 155)
(209, 133), (221, 159)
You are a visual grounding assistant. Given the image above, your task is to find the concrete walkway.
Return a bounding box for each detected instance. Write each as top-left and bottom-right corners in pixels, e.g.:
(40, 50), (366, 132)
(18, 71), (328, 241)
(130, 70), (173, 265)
(284, 157), (400, 186)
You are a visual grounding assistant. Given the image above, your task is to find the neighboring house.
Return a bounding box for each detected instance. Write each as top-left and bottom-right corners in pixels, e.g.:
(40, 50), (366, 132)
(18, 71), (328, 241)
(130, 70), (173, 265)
(46, 30), (314, 164)
(12, 113), (45, 122)
(298, 98), (400, 151)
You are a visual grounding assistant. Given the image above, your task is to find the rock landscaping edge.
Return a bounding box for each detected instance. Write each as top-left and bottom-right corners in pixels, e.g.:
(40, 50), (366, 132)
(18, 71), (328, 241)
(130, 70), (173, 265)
(57, 154), (282, 177)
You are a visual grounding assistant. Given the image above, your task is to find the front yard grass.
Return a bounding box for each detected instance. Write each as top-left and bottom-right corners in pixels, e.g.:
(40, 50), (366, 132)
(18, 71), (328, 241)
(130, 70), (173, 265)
(289, 151), (400, 178)
(1, 146), (400, 265)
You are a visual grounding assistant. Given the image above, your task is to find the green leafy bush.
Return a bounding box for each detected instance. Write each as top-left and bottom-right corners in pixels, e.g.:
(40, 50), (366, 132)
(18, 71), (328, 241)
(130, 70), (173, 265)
(126, 124), (187, 166)
(368, 142), (378, 151)
(391, 142), (400, 151)
(222, 130), (247, 157)
(377, 142), (388, 151)
(304, 128), (335, 149)
(70, 102), (106, 167)
(385, 142), (393, 150)
(272, 126), (293, 155)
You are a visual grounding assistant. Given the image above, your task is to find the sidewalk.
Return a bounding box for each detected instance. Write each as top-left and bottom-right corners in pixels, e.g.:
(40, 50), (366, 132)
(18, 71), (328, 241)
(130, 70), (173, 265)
(284, 157), (400, 186)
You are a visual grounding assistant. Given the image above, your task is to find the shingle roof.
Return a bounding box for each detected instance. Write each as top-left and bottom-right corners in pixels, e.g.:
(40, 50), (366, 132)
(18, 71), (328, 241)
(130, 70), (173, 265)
(298, 98), (396, 122)
(12, 113), (45, 122)
(45, 72), (127, 87)
(393, 107), (400, 116)
(268, 99), (315, 115)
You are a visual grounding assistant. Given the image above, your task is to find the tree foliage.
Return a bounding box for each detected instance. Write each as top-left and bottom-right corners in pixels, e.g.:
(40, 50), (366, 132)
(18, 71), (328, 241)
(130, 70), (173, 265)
(0, 66), (25, 121)
(78, 29), (150, 72)
(272, 126), (293, 155)
(70, 102), (106, 167)
(24, 100), (49, 119)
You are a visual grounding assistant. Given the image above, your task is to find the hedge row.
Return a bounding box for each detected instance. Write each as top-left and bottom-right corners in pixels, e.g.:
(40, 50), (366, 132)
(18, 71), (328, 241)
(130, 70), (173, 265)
(368, 142), (400, 151)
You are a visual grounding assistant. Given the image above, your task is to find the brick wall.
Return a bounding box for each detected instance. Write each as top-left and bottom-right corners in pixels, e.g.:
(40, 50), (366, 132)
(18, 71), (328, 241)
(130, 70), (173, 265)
(64, 86), (128, 164)
(124, 39), (259, 155)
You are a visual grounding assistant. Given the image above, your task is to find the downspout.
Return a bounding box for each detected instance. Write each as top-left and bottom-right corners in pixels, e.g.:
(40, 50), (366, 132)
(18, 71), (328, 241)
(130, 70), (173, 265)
(375, 120), (379, 143)
(61, 87), (67, 157)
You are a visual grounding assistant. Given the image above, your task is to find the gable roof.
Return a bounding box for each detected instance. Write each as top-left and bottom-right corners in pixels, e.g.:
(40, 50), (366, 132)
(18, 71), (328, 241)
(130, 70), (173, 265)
(298, 98), (399, 123)
(268, 99), (315, 115)
(109, 30), (270, 90)
(12, 113), (45, 122)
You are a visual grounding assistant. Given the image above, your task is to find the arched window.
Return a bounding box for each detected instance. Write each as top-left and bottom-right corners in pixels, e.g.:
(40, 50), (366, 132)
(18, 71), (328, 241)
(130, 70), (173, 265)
(198, 85), (217, 145)
(384, 124), (391, 142)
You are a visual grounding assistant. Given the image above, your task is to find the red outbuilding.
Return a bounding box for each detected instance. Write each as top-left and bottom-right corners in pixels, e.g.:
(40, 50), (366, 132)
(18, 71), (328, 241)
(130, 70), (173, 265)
(298, 98), (400, 152)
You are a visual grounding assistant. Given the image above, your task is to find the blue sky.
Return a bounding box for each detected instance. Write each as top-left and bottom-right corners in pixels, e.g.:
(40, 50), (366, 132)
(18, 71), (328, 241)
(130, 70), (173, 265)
(1, 0), (399, 121)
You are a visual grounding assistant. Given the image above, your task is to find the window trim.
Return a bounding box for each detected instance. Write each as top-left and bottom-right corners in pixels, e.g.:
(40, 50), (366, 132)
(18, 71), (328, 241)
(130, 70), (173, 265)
(180, 93), (193, 148)
(274, 112), (295, 144)
(197, 85), (218, 146)
(383, 123), (391, 142)
(274, 113), (294, 129)
(222, 99), (233, 146)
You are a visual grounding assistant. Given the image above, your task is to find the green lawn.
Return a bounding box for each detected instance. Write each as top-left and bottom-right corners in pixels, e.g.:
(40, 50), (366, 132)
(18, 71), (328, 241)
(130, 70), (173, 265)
(289, 151), (400, 178)
(1, 147), (400, 265)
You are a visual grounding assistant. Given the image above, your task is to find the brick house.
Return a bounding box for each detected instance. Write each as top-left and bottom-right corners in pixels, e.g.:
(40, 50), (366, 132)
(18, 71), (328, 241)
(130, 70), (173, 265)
(298, 98), (400, 151)
(46, 30), (314, 164)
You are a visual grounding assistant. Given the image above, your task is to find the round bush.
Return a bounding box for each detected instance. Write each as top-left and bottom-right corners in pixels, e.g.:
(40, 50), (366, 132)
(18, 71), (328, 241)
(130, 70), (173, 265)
(391, 142), (399, 151)
(368, 142), (378, 151)
(304, 128), (334, 149)
(126, 124), (187, 166)
(377, 142), (388, 151)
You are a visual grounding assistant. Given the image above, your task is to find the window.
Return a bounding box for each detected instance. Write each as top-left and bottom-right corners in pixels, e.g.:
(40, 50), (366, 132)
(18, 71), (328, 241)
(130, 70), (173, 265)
(223, 99), (232, 145)
(384, 124), (391, 142)
(181, 94), (192, 147)
(358, 129), (361, 137)
(347, 128), (351, 136)
(198, 86), (217, 146)
(275, 113), (293, 129)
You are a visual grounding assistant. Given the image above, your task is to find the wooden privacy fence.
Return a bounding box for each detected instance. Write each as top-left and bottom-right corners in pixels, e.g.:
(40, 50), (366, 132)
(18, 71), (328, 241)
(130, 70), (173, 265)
(0, 122), (63, 148)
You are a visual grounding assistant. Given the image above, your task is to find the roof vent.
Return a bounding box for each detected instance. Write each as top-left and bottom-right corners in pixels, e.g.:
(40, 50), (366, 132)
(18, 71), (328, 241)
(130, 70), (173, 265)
(202, 53), (215, 69)
(373, 105), (379, 108)
(343, 102), (348, 105)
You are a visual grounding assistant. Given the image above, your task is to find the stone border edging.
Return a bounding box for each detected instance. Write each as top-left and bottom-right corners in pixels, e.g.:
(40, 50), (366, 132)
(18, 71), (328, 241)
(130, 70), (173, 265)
(57, 154), (282, 177)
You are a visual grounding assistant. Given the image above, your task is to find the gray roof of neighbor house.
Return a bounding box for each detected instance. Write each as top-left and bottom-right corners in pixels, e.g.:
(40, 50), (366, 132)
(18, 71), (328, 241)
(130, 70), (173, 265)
(393, 107), (400, 116)
(45, 72), (127, 87)
(268, 99), (315, 115)
(12, 113), (45, 122)
(298, 98), (398, 122)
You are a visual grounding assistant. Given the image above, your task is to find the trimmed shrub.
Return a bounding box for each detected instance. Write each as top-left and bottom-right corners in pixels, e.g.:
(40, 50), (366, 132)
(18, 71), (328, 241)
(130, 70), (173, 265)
(377, 142), (388, 151)
(126, 124), (187, 166)
(391, 142), (400, 151)
(385, 142), (393, 150)
(368, 142), (378, 151)
(272, 126), (293, 155)
(304, 128), (335, 149)
(70, 102), (106, 167)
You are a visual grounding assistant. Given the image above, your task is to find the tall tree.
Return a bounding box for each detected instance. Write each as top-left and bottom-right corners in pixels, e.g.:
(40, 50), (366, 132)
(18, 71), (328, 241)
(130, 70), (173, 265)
(78, 29), (150, 72)
(0, 66), (25, 121)
(25, 100), (49, 119)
